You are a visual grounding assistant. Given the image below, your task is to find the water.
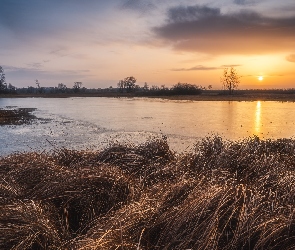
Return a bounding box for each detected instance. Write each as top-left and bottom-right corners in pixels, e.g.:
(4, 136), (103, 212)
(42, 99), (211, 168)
(1, 97), (295, 156)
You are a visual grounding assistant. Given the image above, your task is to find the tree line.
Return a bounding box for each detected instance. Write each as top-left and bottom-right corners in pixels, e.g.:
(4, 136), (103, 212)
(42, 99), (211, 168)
(117, 76), (203, 95)
(0, 65), (241, 95)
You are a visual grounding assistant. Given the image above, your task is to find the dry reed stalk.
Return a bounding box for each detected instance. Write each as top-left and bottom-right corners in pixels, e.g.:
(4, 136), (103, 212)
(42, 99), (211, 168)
(1, 137), (295, 249)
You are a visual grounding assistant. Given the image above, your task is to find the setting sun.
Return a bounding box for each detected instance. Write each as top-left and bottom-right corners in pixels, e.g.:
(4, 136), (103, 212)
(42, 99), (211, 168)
(258, 76), (264, 81)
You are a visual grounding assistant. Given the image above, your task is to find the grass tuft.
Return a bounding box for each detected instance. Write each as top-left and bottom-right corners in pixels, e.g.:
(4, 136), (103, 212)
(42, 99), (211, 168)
(1, 136), (295, 249)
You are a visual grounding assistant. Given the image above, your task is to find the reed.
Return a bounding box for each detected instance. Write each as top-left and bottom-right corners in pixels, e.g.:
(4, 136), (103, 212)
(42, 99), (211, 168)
(1, 136), (295, 249)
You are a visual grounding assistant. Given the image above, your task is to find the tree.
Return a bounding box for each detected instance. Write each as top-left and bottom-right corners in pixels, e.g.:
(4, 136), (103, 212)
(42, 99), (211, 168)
(117, 76), (137, 93)
(7, 83), (16, 93)
(123, 76), (136, 92)
(143, 82), (149, 91)
(35, 79), (40, 88)
(73, 82), (82, 92)
(220, 67), (240, 95)
(117, 80), (124, 92)
(0, 66), (7, 93)
(35, 79), (44, 93)
(171, 82), (202, 95)
(57, 83), (67, 93)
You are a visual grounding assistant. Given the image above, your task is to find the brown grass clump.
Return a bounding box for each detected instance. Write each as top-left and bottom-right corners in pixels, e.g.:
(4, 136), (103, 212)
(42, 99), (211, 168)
(1, 137), (295, 249)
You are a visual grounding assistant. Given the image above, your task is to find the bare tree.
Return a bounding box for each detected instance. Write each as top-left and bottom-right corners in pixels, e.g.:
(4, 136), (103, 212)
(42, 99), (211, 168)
(73, 82), (82, 92)
(143, 82), (149, 91)
(220, 67), (240, 95)
(35, 79), (40, 88)
(117, 80), (124, 92)
(0, 66), (7, 92)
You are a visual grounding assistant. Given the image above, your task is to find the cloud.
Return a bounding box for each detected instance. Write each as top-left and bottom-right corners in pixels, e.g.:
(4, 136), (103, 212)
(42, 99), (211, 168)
(221, 64), (242, 68)
(172, 64), (241, 71)
(234, 0), (257, 5)
(167, 5), (220, 23)
(26, 62), (43, 69)
(172, 65), (219, 71)
(121, 0), (156, 12)
(286, 54), (295, 63)
(0, 0), (115, 42)
(153, 5), (295, 55)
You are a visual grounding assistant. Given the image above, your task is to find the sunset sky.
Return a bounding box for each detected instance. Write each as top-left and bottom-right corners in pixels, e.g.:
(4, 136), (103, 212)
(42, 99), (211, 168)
(0, 0), (294, 89)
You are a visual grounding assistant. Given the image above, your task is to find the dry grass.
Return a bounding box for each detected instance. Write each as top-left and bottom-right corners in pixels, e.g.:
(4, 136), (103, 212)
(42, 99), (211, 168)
(1, 137), (295, 249)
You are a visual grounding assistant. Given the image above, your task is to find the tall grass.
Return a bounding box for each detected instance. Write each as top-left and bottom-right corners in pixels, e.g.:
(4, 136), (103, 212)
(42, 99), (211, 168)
(1, 137), (295, 249)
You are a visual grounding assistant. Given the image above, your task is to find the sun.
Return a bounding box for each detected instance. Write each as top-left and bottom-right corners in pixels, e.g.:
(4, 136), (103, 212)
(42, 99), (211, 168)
(258, 76), (264, 81)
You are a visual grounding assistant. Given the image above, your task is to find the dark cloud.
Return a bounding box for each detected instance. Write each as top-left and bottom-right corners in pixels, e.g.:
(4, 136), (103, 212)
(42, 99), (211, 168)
(154, 5), (295, 55)
(120, 0), (155, 12)
(167, 5), (220, 23)
(172, 64), (241, 71)
(286, 54), (295, 63)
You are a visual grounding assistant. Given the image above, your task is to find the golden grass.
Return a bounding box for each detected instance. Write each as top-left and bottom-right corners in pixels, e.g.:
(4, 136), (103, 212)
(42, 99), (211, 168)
(1, 137), (295, 249)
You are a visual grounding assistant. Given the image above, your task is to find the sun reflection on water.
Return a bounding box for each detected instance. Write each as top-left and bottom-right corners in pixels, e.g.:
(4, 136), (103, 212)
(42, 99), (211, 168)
(254, 101), (261, 134)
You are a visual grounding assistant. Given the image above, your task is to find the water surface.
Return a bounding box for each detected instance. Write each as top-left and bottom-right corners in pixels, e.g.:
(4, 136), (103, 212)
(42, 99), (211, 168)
(1, 97), (295, 155)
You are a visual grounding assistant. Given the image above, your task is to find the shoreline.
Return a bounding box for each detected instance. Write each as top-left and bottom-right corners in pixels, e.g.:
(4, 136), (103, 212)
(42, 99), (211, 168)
(1, 92), (295, 101)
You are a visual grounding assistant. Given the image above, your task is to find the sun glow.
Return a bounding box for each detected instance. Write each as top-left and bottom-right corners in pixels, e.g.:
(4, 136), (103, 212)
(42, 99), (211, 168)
(258, 76), (264, 81)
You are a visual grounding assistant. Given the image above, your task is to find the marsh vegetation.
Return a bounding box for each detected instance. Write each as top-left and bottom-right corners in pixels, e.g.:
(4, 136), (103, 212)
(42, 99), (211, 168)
(0, 108), (37, 125)
(1, 137), (295, 249)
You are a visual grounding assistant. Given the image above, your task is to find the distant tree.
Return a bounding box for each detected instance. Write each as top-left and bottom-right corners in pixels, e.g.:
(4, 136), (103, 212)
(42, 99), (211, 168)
(143, 82), (149, 91)
(117, 76), (137, 93)
(123, 76), (136, 92)
(171, 82), (202, 95)
(35, 79), (40, 88)
(7, 83), (16, 93)
(117, 80), (124, 92)
(150, 85), (160, 91)
(27, 86), (35, 94)
(0, 66), (7, 93)
(57, 83), (67, 93)
(73, 82), (82, 92)
(208, 85), (213, 90)
(35, 79), (45, 94)
(221, 67), (240, 95)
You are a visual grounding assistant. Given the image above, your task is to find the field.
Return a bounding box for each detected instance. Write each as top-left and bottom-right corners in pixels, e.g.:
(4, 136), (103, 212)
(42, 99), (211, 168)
(1, 137), (295, 249)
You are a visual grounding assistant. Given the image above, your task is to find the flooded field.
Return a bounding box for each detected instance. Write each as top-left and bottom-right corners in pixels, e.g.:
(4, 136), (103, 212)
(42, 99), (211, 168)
(1, 97), (295, 155)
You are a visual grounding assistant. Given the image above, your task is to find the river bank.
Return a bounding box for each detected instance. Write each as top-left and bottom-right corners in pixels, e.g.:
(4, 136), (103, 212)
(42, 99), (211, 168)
(2, 92), (295, 101)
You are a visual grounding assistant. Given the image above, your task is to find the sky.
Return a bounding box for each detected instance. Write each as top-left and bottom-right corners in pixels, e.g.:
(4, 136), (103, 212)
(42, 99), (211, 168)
(0, 0), (295, 89)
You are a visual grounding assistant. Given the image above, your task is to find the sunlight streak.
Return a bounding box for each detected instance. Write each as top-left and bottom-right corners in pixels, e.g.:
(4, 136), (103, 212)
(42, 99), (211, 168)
(254, 101), (261, 134)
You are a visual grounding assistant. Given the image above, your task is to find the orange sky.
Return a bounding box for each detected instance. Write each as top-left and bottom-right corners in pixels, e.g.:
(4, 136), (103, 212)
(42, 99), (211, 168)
(0, 0), (294, 89)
